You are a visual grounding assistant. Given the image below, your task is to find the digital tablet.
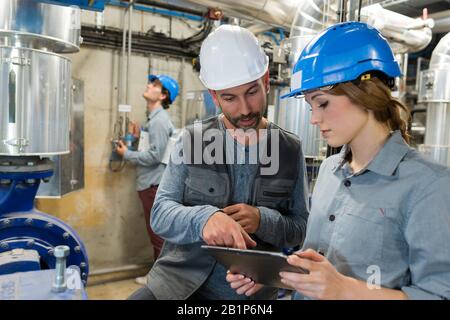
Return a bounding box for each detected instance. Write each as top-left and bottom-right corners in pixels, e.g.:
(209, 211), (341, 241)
(201, 245), (308, 289)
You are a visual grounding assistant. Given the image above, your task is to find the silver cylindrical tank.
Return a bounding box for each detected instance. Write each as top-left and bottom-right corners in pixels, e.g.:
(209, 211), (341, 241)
(275, 86), (324, 159)
(420, 102), (450, 165)
(0, 0), (81, 53)
(0, 47), (71, 155)
(271, 1), (333, 159)
(0, 0), (80, 156)
(274, 35), (325, 158)
(418, 31), (450, 167)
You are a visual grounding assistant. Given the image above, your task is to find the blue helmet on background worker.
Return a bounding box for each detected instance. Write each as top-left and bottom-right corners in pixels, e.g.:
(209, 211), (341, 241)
(148, 74), (179, 104)
(282, 21), (402, 99)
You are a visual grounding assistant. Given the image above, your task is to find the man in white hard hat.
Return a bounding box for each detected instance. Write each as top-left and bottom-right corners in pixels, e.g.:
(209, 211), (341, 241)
(128, 25), (309, 300)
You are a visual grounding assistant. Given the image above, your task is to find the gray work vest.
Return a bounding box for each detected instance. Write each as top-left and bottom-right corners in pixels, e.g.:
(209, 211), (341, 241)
(148, 116), (301, 299)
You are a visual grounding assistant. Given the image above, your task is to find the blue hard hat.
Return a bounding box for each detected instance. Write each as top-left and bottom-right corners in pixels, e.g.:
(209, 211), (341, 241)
(148, 74), (179, 104)
(282, 22), (402, 99)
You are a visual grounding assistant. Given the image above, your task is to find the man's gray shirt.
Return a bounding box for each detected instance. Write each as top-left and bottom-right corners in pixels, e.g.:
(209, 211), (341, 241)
(124, 106), (174, 191)
(150, 118), (309, 299)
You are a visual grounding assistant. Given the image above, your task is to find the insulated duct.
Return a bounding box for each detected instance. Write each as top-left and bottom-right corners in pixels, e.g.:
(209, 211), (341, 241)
(418, 32), (450, 167)
(148, 0), (434, 159)
(150, 1), (433, 53)
(360, 3), (434, 53)
(289, 0), (337, 37)
(429, 9), (450, 34)
(154, 0), (300, 29)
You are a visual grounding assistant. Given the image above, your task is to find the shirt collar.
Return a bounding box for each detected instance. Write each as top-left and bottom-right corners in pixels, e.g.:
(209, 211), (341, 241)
(148, 106), (163, 120)
(332, 131), (411, 176)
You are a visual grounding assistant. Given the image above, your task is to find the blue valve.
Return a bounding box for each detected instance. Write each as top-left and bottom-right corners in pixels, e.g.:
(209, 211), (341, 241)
(123, 133), (135, 150)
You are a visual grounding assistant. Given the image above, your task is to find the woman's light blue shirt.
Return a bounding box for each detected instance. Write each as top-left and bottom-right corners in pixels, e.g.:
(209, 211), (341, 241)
(297, 131), (450, 300)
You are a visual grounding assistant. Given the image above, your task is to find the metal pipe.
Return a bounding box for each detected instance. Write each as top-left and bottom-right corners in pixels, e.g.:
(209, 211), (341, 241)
(426, 9), (450, 33)
(348, 0), (358, 21)
(338, 0), (347, 23)
(394, 53), (408, 103)
(126, 1), (133, 105)
(246, 24), (273, 35)
(116, 3), (129, 139)
(134, 0), (205, 17)
(415, 57), (427, 93)
(180, 57), (187, 128)
(118, 13), (126, 106)
(408, 108), (426, 134)
(109, 0), (204, 22)
(89, 264), (150, 275)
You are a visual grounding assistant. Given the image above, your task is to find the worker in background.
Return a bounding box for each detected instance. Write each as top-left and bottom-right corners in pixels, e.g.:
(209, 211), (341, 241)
(128, 25), (310, 300)
(227, 22), (450, 300)
(116, 74), (178, 285)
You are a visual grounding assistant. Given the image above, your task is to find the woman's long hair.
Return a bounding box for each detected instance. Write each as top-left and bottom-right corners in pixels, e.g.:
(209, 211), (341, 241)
(329, 77), (411, 144)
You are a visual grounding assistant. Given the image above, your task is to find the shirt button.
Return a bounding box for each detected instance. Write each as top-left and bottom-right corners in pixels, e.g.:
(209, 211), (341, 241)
(208, 187), (215, 193)
(329, 214), (336, 222)
(344, 179), (351, 187)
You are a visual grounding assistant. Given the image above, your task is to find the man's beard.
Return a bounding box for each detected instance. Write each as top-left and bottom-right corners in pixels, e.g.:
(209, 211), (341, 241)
(225, 112), (261, 130)
(221, 101), (267, 131)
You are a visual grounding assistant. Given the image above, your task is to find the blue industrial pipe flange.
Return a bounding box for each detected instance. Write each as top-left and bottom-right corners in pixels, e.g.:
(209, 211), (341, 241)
(0, 157), (89, 285)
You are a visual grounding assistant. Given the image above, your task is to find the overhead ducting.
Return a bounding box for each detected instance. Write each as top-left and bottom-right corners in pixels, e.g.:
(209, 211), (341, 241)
(418, 32), (450, 167)
(360, 3), (434, 53)
(429, 9), (450, 33)
(146, 0), (435, 159)
(154, 0), (301, 29)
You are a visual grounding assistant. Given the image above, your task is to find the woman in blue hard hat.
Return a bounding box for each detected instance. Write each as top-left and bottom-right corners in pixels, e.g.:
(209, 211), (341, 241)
(227, 22), (450, 299)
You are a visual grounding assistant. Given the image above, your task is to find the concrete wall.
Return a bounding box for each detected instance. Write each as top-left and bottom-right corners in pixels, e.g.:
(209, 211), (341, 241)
(36, 5), (206, 272)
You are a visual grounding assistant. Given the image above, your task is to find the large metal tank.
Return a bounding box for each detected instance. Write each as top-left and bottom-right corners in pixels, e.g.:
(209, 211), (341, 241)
(0, 0), (80, 156)
(183, 90), (218, 126)
(275, 35), (325, 158)
(271, 0), (334, 159)
(418, 32), (450, 167)
(0, 47), (72, 155)
(0, 0), (81, 53)
(0, 0), (89, 290)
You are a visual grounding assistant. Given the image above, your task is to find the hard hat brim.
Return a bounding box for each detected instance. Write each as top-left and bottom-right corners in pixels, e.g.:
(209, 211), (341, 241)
(148, 74), (158, 82)
(200, 59), (269, 91)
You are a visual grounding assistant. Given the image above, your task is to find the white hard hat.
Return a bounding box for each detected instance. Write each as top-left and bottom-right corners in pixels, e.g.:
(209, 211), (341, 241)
(199, 25), (269, 91)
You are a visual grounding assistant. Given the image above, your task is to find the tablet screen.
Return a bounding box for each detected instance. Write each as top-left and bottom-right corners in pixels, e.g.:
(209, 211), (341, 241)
(202, 245), (308, 289)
